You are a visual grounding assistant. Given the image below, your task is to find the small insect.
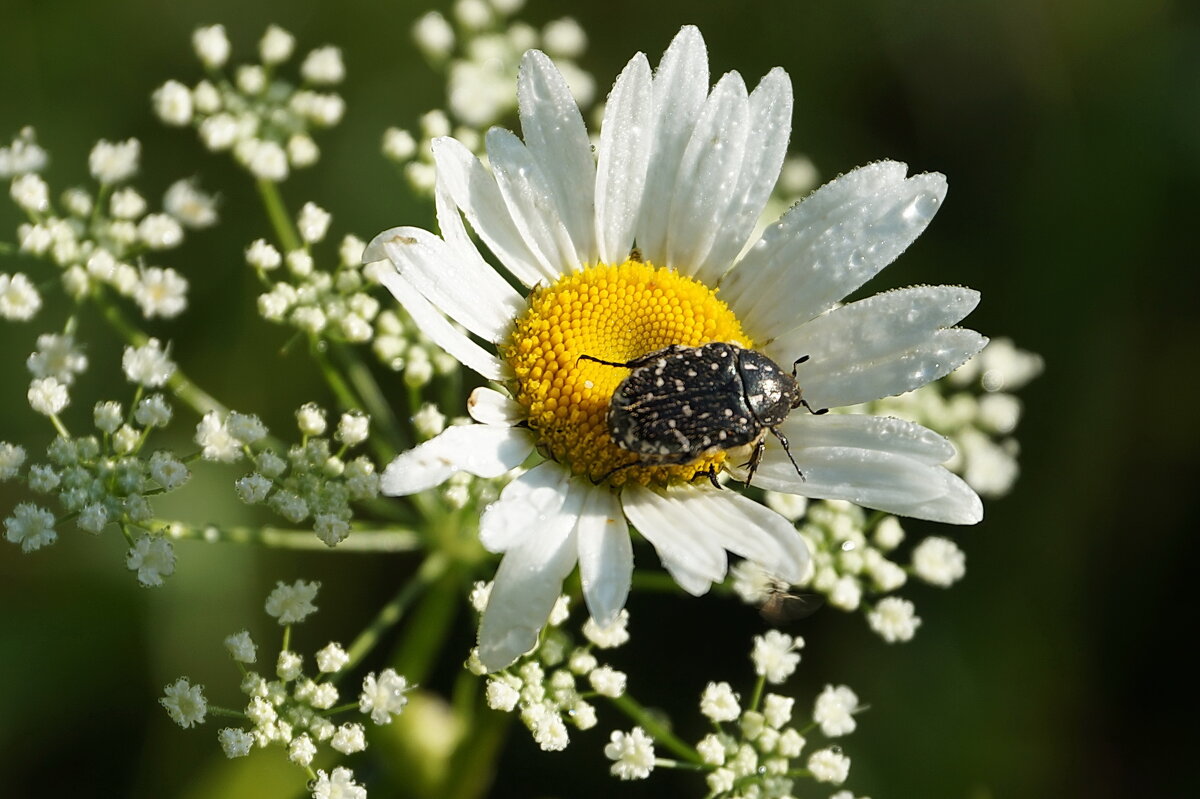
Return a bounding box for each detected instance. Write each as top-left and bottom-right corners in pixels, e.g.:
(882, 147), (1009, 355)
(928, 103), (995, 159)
(579, 342), (826, 486)
(758, 586), (825, 626)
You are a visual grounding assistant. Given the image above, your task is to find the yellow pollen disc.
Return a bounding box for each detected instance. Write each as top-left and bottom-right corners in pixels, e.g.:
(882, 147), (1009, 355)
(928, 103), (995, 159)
(503, 259), (753, 488)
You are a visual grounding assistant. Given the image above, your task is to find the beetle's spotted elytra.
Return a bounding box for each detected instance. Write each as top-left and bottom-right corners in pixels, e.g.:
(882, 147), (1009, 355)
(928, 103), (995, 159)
(578, 342), (827, 487)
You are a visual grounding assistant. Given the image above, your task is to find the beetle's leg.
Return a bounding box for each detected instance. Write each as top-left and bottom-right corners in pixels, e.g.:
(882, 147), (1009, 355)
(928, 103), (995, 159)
(768, 426), (805, 481)
(689, 464), (722, 490)
(790, 354), (810, 378)
(740, 438), (767, 486)
(578, 350), (666, 369)
(593, 458), (640, 485)
(577, 353), (633, 368)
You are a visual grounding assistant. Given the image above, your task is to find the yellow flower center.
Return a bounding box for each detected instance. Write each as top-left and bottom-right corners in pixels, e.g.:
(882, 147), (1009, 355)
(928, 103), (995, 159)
(503, 259), (752, 487)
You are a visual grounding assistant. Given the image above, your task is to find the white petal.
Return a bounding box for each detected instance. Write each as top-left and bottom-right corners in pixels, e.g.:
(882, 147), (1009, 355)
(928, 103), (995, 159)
(680, 489), (809, 584)
(468, 386), (525, 426)
(783, 413), (957, 464)
(635, 25), (709, 265)
(575, 486), (631, 625)
(805, 329), (987, 409)
(749, 415), (983, 524)
(518, 50), (596, 265)
(691, 67), (793, 286)
(430, 137), (547, 287)
(380, 424), (533, 495)
(377, 269), (505, 380)
(478, 475), (587, 671)
(595, 52), (654, 264)
(720, 162), (948, 340)
(479, 461), (573, 553)
(770, 286), (986, 408)
(666, 71), (750, 276)
(621, 483), (728, 595)
(486, 127), (578, 275)
(365, 226), (520, 342)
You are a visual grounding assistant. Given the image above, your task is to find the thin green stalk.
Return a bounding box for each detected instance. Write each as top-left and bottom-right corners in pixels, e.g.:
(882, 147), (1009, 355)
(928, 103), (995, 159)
(255, 178), (301, 252)
(95, 294), (227, 417)
(47, 413), (70, 440)
(160, 520), (420, 551)
(609, 693), (701, 763)
(747, 673), (766, 712)
(331, 341), (408, 458)
(338, 551), (451, 680)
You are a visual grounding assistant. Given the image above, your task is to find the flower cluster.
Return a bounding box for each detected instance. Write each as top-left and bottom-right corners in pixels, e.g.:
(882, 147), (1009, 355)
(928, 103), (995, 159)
(685, 633), (859, 796)
(2, 129), (214, 322)
(246, 202), (456, 385)
(733, 498), (967, 643)
(472, 582), (629, 752)
(600, 630), (861, 796)
(3, 338), (189, 585)
(161, 580), (411, 799)
(385, 0), (595, 194)
(222, 402), (381, 546)
(154, 24), (345, 181)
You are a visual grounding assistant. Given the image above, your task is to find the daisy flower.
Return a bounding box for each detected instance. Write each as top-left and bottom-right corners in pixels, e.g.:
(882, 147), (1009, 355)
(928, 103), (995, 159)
(366, 26), (986, 671)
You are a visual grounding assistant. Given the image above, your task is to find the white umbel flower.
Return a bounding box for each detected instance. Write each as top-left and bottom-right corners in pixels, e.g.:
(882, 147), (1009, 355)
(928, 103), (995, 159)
(265, 579), (320, 624)
(122, 339), (176, 387)
(192, 24), (231, 69)
(160, 678), (207, 728)
(367, 26), (986, 672)
(0, 272), (42, 320)
(311, 767), (366, 799)
(89, 138), (140, 184)
(604, 727), (656, 780)
(813, 684), (859, 737)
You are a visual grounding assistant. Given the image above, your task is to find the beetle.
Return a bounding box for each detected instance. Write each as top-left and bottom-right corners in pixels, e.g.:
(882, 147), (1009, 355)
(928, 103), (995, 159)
(578, 342), (826, 487)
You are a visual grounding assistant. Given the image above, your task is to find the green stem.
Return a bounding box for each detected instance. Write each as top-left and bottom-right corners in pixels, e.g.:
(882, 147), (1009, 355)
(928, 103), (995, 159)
(160, 520), (420, 551)
(47, 413), (70, 440)
(747, 674), (766, 712)
(205, 705), (247, 719)
(609, 693), (701, 763)
(338, 551), (451, 680)
(255, 178), (301, 252)
(443, 696), (513, 799)
(312, 343), (362, 412)
(331, 341), (407, 458)
(386, 557), (461, 686)
(95, 294), (227, 417)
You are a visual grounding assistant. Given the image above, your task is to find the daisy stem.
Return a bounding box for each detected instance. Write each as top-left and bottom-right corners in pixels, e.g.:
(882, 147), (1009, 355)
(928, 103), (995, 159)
(443, 692), (512, 799)
(94, 293), (228, 417)
(159, 520), (421, 551)
(336, 550), (451, 683)
(254, 177), (301, 253)
(609, 693), (701, 763)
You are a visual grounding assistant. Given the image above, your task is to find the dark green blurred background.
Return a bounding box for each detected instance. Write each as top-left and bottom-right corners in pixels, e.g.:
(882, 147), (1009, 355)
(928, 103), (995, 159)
(2, 0), (1197, 797)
